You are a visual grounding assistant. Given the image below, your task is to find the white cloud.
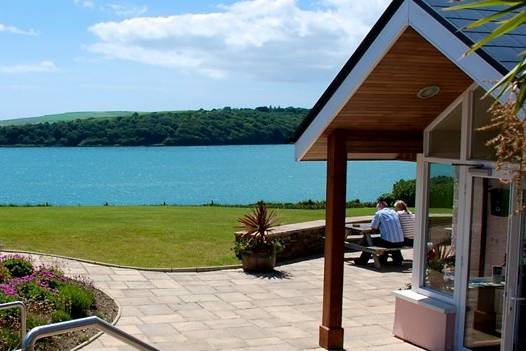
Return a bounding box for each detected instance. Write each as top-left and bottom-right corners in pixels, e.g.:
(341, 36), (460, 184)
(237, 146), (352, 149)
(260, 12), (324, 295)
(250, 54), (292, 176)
(0, 23), (37, 36)
(106, 3), (148, 17)
(74, 0), (95, 9)
(87, 0), (390, 81)
(0, 61), (58, 74)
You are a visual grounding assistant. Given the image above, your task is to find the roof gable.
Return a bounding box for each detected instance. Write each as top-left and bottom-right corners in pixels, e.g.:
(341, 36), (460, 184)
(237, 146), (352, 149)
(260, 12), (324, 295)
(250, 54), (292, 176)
(293, 0), (514, 161)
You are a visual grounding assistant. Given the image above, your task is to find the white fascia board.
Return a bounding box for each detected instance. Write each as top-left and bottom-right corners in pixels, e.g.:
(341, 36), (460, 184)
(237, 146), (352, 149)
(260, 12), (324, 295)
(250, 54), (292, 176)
(294, 1), (410, 161)
(295, 0), (508, 162)
(408, 1), (503, 98)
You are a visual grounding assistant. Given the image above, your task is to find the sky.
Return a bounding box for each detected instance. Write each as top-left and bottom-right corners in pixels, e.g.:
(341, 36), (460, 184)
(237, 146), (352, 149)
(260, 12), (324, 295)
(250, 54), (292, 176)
(0, 0), (390, 120)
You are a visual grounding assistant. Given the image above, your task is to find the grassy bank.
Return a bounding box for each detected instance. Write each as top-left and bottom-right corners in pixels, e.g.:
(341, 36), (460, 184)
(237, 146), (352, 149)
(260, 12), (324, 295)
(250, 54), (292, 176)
(0, 206), (377, 268)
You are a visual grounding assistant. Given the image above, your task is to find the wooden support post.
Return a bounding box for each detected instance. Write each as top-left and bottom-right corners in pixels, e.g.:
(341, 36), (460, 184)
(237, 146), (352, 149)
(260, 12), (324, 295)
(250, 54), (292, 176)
(319, 130), (347, 350)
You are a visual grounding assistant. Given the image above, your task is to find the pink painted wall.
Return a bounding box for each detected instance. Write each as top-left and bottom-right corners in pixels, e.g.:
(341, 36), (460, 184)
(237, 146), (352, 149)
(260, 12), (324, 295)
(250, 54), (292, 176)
(393, 298), (455, 351)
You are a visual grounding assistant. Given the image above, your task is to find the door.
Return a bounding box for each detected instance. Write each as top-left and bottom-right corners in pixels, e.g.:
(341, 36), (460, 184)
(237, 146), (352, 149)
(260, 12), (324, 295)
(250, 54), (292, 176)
(461, 176), (511, 351)
(509, 203), (526, 351)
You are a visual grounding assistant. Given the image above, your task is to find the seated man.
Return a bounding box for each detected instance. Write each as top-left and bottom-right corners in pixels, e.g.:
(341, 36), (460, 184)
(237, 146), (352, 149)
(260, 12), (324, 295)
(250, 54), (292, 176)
(355, 199), (405, 265)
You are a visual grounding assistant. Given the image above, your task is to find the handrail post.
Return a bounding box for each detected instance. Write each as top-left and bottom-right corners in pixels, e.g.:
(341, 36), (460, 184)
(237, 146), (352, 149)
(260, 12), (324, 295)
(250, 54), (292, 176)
(0, 301), (27, 342)
(20, 316), (159, 351)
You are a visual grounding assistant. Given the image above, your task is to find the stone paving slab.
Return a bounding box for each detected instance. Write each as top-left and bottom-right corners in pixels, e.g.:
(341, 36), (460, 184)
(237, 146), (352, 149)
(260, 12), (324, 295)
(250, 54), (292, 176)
(21, 251), (422, 351)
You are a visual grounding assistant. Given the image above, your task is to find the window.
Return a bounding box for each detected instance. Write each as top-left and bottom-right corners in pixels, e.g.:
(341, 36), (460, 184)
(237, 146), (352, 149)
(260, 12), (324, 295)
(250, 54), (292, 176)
(463, 178), (509, 349)
(470, 87), (498, 161)
(428, 103), (462, 159)
(423, 163), (457, 294)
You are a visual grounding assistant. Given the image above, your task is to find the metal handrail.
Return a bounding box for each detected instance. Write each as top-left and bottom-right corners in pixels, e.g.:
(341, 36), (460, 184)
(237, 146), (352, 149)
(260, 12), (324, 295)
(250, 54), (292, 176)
(17, 316), (159, 351)
(0, 301), (26, 342)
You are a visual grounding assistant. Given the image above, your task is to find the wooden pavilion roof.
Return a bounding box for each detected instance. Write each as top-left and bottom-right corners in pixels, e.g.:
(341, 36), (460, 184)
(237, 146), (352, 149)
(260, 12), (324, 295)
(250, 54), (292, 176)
(300, 27), (472, 161)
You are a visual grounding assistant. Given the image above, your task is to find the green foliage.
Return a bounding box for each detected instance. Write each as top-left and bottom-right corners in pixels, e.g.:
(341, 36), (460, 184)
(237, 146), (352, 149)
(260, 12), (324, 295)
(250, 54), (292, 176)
(429, 176), (454, 208)
(51, 309), (71, 323)
(0, 111), (137, 126)
(26, 314), (48, 330)
(0, 293), (20, 326)
(206, 199), (377, 209)
(377, 193), (395, 207)
(383, 176), (453, 209)
(233, 237), (283, 259)
(234, 203), (285, 258)
(427, 243), (455, 273)
(2, 258), (33, 278)
(0, 107), (308, 147)
(16, 282), (53, 301)
(391, 179), (417, 207)
(0, 265), (12, 283)
(0, 328), (20, 351)
(58, 283), (95, 318)
(0, 292), (17, 304)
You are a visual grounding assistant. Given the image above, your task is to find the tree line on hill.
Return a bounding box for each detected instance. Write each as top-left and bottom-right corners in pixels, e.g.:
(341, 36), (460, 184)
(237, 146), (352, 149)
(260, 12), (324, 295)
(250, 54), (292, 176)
(0, 107), (308, 147)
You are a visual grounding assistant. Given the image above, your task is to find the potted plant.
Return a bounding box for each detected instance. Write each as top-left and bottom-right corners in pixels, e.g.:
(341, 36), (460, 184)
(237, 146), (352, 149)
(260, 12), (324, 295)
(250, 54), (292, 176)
(234, 203), (283, 272)
(426, 243), (455, 290)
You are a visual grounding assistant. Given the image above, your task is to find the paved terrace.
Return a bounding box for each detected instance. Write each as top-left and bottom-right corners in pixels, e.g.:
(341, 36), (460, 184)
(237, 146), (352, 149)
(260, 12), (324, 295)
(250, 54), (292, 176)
(26, 251), (422, 351)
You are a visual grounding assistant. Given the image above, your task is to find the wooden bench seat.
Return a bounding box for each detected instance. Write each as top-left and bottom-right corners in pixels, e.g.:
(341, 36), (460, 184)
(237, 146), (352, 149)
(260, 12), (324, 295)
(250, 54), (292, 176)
(345, 242), (412, 269)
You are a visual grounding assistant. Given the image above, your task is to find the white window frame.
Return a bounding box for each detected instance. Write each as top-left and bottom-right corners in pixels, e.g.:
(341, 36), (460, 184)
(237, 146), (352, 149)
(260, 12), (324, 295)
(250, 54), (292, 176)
(414, 158), (464, 304)
(417, 83), (497, 304)
(415, 87), (472, 304)
(455, 168), (519, 351)
(418, 82), (520, 349)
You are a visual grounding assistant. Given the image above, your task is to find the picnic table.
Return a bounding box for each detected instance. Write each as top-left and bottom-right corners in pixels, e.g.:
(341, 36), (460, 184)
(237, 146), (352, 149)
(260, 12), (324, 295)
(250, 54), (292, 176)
(345, 223), (377, 245)
(345, 222), (409, 269)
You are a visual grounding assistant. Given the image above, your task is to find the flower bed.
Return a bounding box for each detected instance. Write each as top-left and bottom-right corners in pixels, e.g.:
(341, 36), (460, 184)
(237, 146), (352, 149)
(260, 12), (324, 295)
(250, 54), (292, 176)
(0, 255), (118, 351)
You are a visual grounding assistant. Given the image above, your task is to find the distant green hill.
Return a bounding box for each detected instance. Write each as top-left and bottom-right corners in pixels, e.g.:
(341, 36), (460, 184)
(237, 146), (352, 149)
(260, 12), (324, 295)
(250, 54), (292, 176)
(0, 111), (137, 126)
(0, 107), (309, 146)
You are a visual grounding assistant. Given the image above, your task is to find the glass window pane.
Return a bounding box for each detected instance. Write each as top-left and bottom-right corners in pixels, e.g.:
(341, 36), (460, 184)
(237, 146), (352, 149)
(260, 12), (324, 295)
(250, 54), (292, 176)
(471, 87), (498, 161)
(428, 104), (462, 159)
(424, 163), (457, 294)
(463, 178), (509, 350)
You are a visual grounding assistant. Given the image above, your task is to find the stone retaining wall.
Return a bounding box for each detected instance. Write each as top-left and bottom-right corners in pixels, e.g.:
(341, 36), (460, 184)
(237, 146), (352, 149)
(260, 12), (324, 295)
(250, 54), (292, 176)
(235, 216), (372, 261)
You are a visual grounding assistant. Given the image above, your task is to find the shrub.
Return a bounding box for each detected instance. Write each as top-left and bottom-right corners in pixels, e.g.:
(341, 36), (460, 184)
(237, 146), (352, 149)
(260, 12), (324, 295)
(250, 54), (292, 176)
(0, 292), (17, 304)
(58, 283), (95, 318)
(36, 267), (66, 290)
(16, 281), (53, 301)
(377, 193), (395, 207)
(0, 265), (11, 284)
(391, 179), (416, 207)
(26, 314), (48, 330)
(0, 293), (20, 329)
(429, 176), (454, 208)
(383, 176), (454, 209)
(2, 257), (33, 278)
(51, 309), (71, 323)
(0, 328), (20, 351)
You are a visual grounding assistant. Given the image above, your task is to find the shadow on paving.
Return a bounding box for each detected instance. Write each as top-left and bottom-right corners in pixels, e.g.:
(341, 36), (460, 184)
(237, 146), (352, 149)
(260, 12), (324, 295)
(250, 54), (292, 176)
(245, 269), (293, 280)
(344, 258), (413, 274)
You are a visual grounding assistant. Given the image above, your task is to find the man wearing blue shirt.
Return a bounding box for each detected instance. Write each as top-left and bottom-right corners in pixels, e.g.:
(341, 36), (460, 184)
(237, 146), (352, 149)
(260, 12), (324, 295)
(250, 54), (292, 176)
(355, 199), (405, 265)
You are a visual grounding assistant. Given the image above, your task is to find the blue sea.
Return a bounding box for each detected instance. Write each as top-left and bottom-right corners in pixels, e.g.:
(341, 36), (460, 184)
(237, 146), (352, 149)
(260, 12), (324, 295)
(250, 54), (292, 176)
(0, 145), (416, 206)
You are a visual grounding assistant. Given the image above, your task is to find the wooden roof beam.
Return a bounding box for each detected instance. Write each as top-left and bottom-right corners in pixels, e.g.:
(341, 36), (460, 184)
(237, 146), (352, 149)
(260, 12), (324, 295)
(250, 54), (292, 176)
(343, 130), (423, 154)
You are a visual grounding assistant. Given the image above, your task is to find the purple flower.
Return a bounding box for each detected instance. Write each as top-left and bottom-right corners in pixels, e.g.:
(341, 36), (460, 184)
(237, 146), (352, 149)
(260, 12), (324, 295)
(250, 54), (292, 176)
(0, 284), (17, 296)
(0, 254), (32, 263)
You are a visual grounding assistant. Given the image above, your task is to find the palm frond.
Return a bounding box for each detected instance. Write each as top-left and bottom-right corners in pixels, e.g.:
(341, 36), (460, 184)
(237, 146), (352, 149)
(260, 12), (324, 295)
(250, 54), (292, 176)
(237, 203), (279, 243)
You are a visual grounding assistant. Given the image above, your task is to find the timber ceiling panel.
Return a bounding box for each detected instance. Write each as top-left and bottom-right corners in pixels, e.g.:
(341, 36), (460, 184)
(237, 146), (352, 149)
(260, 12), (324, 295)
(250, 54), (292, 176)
(303, 27), (473, 161)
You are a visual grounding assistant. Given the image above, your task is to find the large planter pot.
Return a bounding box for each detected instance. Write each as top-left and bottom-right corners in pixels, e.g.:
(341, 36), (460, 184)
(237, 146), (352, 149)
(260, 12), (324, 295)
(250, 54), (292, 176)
(427, 269), (445, 290)
(241, 247), (276, 272)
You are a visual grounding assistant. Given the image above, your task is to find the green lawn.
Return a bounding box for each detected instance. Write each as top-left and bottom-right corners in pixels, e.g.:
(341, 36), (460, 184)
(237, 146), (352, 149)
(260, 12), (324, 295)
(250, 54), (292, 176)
(0, 206), (377, 268)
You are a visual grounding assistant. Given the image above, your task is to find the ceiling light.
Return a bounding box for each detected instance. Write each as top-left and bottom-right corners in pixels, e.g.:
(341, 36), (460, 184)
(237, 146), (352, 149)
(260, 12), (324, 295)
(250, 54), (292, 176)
(417, 85), (440, 99)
